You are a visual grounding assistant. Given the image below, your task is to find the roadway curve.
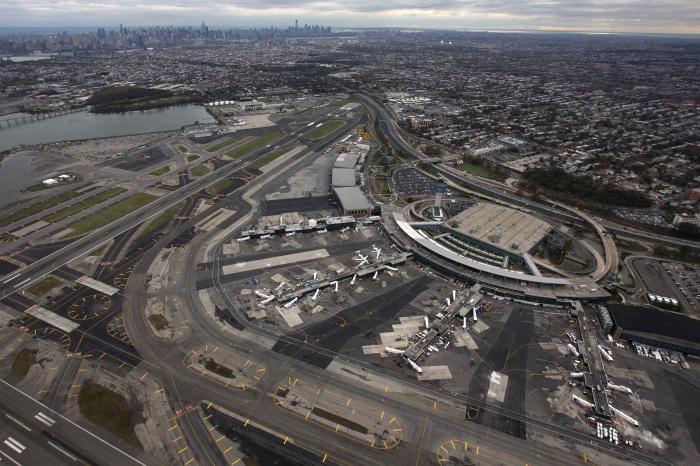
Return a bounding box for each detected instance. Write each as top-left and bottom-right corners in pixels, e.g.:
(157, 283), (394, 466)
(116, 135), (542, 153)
(354, 92), (700, 254)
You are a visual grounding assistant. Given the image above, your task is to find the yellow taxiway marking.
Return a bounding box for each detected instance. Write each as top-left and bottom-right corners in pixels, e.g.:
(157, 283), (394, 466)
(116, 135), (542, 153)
(172, 435), (183, 442)
(322, 453), (328, 463)
(283, 436), (289, 445)
(230, 460), (241, 466)
(207, 402), (213, 409)
(305, 411), (311, 420)
(380, 411), (385, 420)
(433, 400), (437, 410)
(203, 414), (212, 420)
(168, 425), (179, 431)
(384, 385), (389, 393)
(216, 436), (225, 443)
(243, 419), (250, 427)
(223, 447), (232, 454)
(178, 446), (189, 454)
(184, 459), (194, 465)
(346, 398), (352, 407)
(450, 440), (456, 449)
(208, 425), (218, 432)
(140, 372), (149, 380)
(155, 388), (165, 394)
(476, 445), (480, 456)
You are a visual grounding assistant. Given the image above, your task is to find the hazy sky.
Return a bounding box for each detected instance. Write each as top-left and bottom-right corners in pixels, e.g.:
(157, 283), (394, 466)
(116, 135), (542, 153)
(2, 1), (699, 34)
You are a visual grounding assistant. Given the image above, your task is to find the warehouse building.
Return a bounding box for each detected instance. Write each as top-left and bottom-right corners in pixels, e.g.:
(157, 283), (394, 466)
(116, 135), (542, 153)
(331, 168), (357, 187)
(333, 187), (372, 216)
(334, 153), (361, 169)
(606, 304), (700, 356)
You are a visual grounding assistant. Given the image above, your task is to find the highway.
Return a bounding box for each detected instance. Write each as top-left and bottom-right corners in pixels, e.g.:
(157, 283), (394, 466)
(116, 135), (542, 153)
(354, 92), (700, 253)
(0, 106), (356, 301)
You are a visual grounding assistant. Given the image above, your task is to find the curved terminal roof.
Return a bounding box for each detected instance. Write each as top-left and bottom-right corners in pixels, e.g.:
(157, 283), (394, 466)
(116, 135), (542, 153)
(393, 211), (572, 286)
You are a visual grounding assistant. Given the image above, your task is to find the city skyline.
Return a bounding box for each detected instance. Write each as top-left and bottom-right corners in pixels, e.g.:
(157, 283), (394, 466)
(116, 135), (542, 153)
(2, 0), (700, 34)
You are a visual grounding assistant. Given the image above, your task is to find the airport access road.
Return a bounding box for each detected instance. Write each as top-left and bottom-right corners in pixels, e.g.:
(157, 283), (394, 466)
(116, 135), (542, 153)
(355, 91), (700, 253)
(0, 105), (358, 302)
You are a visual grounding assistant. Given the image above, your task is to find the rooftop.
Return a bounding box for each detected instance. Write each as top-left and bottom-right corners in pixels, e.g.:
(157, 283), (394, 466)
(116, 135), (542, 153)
(333, 186), (372, 211)
(448, 202), (551, 254)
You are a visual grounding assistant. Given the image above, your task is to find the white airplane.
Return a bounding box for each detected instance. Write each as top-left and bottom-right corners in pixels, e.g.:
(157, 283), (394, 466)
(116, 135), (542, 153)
(283, 298), (298, 309)
(353, 251), (369, 262)
(374, 248), (382, 260)
(372, 271), (379, 281)
(385, 265), (398, 272)
(260, 296), (275, 305)
(255, 290), (273, 300)
(312, 271), (318, 281)
(311, 289), (320, 301)
(285, 232), (296, 237)
(340, 227), (350, 232)
(356, 259), (369, 268)
(350, 274), (357, 285)
(274, 282), (285, 291)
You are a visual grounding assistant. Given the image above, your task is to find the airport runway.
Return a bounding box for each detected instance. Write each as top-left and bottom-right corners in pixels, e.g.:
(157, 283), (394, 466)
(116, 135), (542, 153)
(0, 379), (146, 466)
(0, 106), (360, 302)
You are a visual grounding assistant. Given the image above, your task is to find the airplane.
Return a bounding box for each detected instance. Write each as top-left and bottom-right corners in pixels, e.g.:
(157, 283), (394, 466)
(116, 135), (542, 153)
(374, 248), (382, 260)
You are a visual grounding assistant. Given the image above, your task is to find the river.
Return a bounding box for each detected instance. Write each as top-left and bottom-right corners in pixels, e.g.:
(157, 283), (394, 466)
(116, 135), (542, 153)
(0, 104), (215, 152)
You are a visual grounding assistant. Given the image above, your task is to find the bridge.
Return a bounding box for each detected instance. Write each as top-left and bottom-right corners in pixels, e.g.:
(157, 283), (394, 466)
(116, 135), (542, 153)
(0, 107), (87, 128)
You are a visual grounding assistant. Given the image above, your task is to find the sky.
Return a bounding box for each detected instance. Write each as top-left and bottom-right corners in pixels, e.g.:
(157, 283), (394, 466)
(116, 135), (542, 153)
(1, 1), (699, 35)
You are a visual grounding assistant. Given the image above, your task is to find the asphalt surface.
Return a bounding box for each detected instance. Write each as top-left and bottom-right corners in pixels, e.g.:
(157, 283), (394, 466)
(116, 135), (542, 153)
(120, 121), (668, 466)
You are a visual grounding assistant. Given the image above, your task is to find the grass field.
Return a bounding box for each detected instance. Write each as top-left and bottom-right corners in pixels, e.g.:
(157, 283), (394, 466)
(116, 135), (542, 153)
(43, 187), (126, 224)
(140, 204), (180, 238)
(27, 276), (61, 296)
(0, 190), (82, 227)
(24, 183), (56, 192)
(186, 154), (200, 162)
(178, 145), (188, 153)
(149, 165), (170, 176)
(206, 135), (244, 153)
(147, 314), (169, 331)
(190, 164), (211, 177)
(306, 119), (345, 140)
(456, 162), (506, 181)
(225, 131), (282, 160)
(250, 147), (290, 170)
(208, 178), (233, 195)
(66, 193), (157, 237)
(11, 349), (37, 379)
(78, 380), (142, 448)
(374, 177), (390, 195)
